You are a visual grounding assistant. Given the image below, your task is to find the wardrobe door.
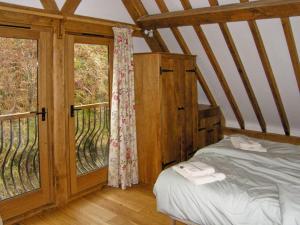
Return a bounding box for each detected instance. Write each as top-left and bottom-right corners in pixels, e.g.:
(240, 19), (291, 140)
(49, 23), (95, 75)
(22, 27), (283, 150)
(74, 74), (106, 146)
(160, 57), (181, 168)
(184, 58), (198, 158)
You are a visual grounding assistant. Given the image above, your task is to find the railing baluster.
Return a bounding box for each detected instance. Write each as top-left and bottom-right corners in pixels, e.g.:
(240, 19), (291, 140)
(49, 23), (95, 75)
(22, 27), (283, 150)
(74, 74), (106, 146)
(10, 119), (22, 194)
(85, 108), (98, 168)
(89, 107), (102, 167)
(18, 118), (30, 192)
(25, 116), (37, 189)
(1, 120), (13, 197)
(76, 110), (88, 174)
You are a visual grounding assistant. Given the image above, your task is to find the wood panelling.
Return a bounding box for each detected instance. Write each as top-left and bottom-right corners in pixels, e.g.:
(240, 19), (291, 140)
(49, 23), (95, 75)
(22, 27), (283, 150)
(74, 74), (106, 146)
(122, 0), (169, 52)
(224, 127), (300, 145)
(281, 17), (300, 92)
(137, 0), (300, 29)
(180, 0), (245, 130)
(240, 0), (290, 135)
(61, 0), (81, 15)
(208, 0), (266, 133)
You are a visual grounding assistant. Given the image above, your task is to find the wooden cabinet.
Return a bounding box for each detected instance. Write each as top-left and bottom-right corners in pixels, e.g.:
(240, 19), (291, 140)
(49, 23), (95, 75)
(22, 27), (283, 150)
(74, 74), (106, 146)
(191, 104), (223, 158)
(134, 53), (198, 185)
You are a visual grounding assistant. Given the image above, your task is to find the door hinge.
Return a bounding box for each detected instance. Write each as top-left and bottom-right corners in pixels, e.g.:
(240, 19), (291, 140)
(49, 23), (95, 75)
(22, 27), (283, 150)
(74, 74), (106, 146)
(160, 67), (174, 75)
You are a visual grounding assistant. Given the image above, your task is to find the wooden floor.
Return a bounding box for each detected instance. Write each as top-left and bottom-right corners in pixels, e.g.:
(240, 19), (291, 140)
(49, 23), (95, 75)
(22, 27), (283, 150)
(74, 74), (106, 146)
(19, 185), (184, 225)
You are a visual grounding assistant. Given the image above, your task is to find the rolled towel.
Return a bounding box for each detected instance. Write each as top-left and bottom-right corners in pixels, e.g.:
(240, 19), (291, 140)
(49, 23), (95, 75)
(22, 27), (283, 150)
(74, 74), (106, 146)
(173, 161), (215, 177)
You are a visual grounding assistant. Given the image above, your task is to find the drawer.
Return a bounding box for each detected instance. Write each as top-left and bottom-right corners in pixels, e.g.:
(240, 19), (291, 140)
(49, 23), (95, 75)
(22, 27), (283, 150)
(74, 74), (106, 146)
(205, 116), (221, 128)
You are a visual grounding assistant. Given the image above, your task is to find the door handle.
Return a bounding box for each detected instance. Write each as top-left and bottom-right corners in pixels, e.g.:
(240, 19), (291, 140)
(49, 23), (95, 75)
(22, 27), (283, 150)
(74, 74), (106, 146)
(31, 107), (47, 121)
(70, 105), (82, 117)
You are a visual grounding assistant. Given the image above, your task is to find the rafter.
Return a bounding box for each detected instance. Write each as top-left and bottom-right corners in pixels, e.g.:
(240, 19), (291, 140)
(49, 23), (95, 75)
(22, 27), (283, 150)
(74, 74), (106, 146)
(180, 0), (245, 129)
(122, 0), (168, 52)
(240, 0), (290, 135)
(281, 17), (300, 92)
(40, 0), (59, 11)
(208, 0), (266, 132)
(61, 0), (81, 15)
(137, 0), (300, 29)
(153, 0), (216, 106)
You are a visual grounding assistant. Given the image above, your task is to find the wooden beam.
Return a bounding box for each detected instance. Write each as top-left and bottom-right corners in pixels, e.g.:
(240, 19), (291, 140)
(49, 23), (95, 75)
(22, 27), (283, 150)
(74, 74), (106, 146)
(240, 0), (290, 135)
(180, 0), (245, 129)
(281, 17), (300, 92)
(122, 0), (168, 52)
(40, 0), (59, 11)
(137, 0), (300, 29)
(61, 0), (81, 15)
(153, 0), (217, 106)
(223, 127), (300, 145)
(208, 0), (266, 132)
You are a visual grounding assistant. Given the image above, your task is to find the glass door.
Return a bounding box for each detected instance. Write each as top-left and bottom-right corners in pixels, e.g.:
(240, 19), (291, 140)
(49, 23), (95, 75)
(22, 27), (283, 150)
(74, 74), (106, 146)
(66, 35), (113, 195)
(0, 28), (52, 220)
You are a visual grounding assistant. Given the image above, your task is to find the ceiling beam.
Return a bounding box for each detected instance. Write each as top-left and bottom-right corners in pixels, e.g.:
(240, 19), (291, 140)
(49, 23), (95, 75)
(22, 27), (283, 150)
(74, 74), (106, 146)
(180, 0), (245, 129)
(154, 0), (217, 106)
(61, 0), (81, 15)
(240, 0), (290, 135)
(208, 0), (266, 132)
(137, 0), (300, 29)
(40, 0), (59, 11)
(122, 0), (168, 52)
(281, 17), (300, 92)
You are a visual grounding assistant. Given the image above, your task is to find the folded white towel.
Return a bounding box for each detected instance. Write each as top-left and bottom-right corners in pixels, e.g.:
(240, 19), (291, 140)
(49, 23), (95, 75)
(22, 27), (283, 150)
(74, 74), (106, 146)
(173, 161), (215, 177)
(231, 136), (267, 152)
(173, 165), (226, 185)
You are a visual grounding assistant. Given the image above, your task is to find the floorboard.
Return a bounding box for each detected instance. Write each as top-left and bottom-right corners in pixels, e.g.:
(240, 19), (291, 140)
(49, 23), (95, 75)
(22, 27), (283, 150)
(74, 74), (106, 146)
(19, 185), (185, 225)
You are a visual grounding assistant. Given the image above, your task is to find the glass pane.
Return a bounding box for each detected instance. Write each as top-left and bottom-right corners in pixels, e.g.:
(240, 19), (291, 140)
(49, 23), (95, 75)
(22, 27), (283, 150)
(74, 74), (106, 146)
(0, 37), (40, 201)
(74, 43), (109, 105)
(0, 37), (38, 115)
(73, 43), (110, 176)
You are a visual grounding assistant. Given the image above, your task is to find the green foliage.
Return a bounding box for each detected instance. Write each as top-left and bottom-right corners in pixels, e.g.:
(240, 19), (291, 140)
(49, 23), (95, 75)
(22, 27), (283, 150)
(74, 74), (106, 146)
(74, 43), (109, 105)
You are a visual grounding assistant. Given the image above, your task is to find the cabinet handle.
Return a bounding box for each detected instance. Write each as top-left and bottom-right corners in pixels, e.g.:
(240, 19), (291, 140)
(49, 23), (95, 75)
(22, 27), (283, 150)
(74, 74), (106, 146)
(177, 107), (185, 111)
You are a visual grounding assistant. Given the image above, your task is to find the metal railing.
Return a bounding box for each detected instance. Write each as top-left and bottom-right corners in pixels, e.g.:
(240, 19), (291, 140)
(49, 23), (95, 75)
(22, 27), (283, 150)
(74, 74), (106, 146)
(74, 102), (110, 176)
(0, 112), (40, 201)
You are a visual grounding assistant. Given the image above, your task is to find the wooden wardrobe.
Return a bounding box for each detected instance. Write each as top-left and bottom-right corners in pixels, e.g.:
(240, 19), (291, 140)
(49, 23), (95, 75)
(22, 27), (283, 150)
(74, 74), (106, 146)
(134, 53), (198, 185)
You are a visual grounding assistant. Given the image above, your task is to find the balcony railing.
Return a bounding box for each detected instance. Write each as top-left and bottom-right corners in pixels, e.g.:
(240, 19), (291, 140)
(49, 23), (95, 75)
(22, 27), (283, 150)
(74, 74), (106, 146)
(0, 112), (40, 201)
(74, 102), (110, 176)
(0, 102), (110, 201)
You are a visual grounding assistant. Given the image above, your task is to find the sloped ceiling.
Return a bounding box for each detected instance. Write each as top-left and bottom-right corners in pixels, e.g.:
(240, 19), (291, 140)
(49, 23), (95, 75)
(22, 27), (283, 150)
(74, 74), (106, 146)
(1, 0), (299, 136)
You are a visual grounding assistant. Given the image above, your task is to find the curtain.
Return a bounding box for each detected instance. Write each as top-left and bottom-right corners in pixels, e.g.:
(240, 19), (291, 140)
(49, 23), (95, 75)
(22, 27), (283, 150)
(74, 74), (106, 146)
(108, 27), (138, 189)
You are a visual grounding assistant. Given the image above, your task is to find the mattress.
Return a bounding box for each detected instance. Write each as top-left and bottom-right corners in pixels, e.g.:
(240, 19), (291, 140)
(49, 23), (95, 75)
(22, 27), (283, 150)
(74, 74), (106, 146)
(153, 135), (300, 225)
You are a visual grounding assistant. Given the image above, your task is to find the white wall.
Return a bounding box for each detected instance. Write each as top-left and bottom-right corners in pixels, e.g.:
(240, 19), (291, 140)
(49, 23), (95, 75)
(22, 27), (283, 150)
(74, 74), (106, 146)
(2, 0), (299, 135)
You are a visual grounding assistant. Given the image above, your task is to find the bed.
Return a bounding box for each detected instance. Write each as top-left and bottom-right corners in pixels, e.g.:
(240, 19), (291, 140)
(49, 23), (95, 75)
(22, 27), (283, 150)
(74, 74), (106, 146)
(153, 135), (300, 225)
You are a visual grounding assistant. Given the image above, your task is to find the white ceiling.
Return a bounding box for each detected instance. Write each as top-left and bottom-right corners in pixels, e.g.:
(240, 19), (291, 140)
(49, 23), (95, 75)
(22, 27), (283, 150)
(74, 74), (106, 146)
(1, 0), (299, 135)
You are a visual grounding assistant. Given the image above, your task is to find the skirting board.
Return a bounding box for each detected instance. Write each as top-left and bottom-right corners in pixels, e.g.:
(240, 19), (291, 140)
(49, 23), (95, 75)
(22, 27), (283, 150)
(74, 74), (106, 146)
(223, 127), (300, 145)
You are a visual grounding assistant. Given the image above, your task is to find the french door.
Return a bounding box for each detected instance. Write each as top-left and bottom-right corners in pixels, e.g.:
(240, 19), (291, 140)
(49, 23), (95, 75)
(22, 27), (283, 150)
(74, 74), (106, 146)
(0, 28), (52, 220)
(66, 35), (113, 195)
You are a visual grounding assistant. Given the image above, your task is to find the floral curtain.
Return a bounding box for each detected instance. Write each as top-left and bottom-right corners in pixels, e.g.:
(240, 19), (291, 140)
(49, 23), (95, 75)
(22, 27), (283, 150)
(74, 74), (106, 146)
(108, 27), (138, 189)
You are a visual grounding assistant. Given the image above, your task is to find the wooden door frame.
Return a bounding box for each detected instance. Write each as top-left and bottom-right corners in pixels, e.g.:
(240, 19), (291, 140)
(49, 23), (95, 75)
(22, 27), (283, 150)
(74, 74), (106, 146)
(0, 27), (54, 221)
(65, 33), (113, 197)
